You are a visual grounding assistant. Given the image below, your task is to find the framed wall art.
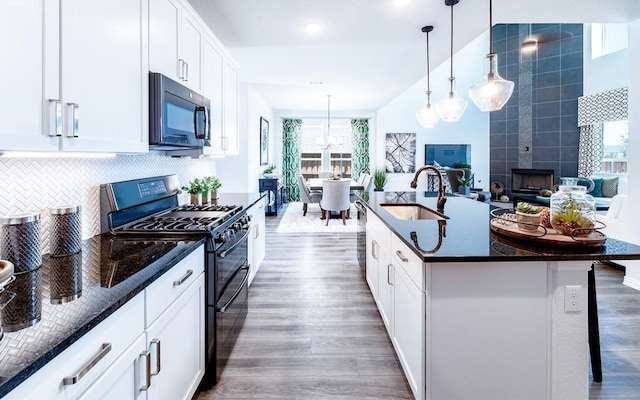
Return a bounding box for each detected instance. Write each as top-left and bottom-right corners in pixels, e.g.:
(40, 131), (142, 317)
(260, 117), (269, 165)
(385, 132), (416, 173)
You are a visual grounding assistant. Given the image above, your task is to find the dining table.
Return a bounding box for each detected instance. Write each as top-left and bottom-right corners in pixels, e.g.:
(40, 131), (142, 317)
(307, 178), (365, 191)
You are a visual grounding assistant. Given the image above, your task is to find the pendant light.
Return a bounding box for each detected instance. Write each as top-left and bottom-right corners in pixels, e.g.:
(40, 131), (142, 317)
(468, 0), (514, 111)
(435, 0), (467, 122)
(415, 26), (440, 128)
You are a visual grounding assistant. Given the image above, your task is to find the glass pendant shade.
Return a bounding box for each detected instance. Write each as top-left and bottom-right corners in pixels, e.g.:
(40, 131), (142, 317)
(436, 78), (467, 122)
(469, 53), (514, 111)
(416, 93), (439, 128)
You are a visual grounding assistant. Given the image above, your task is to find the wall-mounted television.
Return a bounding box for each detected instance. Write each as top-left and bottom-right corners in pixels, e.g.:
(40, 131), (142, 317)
(425, 144), (471, 168)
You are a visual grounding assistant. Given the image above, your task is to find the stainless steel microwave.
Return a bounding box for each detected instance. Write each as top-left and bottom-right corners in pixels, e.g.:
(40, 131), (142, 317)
(149, 72), (210, 150)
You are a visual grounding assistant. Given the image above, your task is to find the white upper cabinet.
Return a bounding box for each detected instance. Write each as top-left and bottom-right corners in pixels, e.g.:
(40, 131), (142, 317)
(0, 0), (148, 153)
(148, 0), (180, 80)
(149, 0), (202, 92)
(223, 60), (240, 154)
(202, 34), (225, 156)
(0, 0), (58, 151)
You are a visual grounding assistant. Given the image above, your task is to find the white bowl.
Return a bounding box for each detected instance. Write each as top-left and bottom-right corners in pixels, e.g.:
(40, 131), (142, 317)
(262, 173), (280, 179)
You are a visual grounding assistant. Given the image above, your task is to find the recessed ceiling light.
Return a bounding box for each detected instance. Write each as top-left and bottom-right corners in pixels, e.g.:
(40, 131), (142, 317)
(309, 81), (325, 86)
(391, 0), (412, 7)
(305, 23), (323, 34)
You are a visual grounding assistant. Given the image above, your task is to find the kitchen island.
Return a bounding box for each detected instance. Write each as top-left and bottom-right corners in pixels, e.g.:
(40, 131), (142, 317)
(357, 190), (640, 400)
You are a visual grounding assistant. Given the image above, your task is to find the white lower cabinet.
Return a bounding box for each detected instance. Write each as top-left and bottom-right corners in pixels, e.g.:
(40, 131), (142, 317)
(365, 212), (425, 400)
(4, 245), (205, 400)
(77, 334), (149, 400)
(391, 260), (425, 400)
(146, 271), (205, 400)
(247, 202), (266, 285)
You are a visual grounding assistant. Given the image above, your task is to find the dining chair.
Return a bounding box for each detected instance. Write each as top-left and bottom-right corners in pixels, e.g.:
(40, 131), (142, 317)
(296, 175), (322, 216)
(320, 179), (351, 225)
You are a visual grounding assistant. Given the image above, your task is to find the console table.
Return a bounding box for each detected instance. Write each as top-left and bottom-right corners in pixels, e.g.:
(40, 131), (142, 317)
(259, 178), (286, 216)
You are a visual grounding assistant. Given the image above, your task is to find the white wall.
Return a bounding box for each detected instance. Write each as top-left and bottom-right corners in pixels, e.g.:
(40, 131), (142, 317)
(374, 32), (490, 192)
(217, 83), (273, 193)
(583, 24), (629, 96)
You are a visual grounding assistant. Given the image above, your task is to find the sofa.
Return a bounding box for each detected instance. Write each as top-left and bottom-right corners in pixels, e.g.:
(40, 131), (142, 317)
(578, 173), (627, 206)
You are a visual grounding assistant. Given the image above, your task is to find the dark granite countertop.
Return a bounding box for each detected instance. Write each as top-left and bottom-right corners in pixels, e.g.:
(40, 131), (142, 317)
(358, 190), (640, 262)
(0, 192), (264, 397)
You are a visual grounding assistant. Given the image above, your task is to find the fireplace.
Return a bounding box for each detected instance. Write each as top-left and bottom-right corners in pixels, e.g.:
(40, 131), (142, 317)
(511, 169), (554, 194)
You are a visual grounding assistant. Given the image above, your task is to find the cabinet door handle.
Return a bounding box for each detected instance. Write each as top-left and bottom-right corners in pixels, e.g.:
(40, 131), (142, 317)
(254, 224), (259, 239)
(63, 343), (112, 385)
(372, 240), (378, 259)
(138, 350), (151, 391)
(47, 99), (62, 137)
(173, 269), (193, 286)
(66, 102), (79, 138)
(178, 59), (185, 80)
(184, 61), (189, 81)
(387, 264), (394, 285)
(150, 338), (161, 376)
(221, 136), (229, 151)
(395, 250), (408, 263)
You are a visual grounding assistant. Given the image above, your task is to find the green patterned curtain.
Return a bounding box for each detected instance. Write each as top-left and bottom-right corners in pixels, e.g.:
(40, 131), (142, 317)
(282, 119), (302, 201)
(351, 119), (370, 181)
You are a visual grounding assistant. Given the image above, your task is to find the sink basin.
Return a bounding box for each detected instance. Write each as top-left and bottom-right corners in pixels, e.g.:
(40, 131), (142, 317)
(380, 203), (448, 221)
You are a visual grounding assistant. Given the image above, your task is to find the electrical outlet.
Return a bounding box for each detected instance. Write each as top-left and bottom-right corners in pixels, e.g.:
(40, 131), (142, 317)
(564, 285), (583, 313)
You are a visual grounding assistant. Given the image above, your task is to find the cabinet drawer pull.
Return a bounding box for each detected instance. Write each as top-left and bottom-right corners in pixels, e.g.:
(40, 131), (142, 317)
(138, 350), (151, 391)
(66, 102), (79, 138)
(48, 99), (62, 137)
(150, 338), (161, 376)
(173, 269), (193, 286)
(395, 250), (408, 263)
(387, 264), (394, 285)
(372, 240), (378, 259)
(63, 343), (112, 385)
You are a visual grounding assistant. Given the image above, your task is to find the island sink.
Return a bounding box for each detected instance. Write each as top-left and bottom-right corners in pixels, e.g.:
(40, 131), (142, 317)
(381, 203), (448, 221)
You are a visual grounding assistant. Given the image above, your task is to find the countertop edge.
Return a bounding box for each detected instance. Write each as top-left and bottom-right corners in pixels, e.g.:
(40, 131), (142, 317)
(0, 237), (207, 398)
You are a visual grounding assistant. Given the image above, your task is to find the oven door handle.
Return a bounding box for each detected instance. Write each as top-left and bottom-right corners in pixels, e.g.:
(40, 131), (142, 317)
(219, 229), (251, 258)
(216, 265), (250, 313)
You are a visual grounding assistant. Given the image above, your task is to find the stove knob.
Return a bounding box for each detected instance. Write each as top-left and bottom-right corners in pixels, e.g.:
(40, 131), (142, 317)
(214, 234), (225, 244)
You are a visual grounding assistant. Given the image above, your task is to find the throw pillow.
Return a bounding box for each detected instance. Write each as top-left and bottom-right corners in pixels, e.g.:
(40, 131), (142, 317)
(581, 177), (603, 197)
(601, 177), (619, 198)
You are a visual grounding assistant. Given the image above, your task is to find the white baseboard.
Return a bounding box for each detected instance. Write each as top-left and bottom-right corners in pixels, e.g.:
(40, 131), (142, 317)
(623, 276), (640, 292)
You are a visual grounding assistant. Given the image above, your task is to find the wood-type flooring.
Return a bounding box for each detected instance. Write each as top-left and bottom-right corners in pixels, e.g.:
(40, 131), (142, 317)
(195, 203), (640, 400)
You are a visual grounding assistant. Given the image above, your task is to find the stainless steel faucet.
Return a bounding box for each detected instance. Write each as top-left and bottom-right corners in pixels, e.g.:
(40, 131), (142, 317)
(410, 165), (447, 212)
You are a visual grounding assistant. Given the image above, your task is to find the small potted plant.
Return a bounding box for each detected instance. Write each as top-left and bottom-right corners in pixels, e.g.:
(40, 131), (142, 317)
(262, 164), (279, 178)
(457, 174), (474, 195)
(373, 169), (388, 191)
(182, 178), (206, 205)
(515, 201), (541, 232)
(203, 176), (222, 203)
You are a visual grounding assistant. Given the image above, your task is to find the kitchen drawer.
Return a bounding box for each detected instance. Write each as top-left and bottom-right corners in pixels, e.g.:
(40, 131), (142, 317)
(145, 244), (204, 327)
(4, 293), (145, 400)
(366, 210), (390, 246)
(391, 235), (424, 292)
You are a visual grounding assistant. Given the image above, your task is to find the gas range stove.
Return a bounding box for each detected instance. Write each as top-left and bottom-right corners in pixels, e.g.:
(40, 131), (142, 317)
(99, 175), (242, 235)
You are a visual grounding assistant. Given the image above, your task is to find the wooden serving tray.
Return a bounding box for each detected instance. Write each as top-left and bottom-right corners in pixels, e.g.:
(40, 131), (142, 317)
(490, 218), (606, 247)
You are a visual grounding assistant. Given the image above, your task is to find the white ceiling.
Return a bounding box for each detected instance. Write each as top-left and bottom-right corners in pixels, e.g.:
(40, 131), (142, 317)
(187, 0), (640, 112)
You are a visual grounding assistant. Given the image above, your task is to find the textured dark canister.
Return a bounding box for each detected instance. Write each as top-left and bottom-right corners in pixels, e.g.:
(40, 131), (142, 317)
(0, 213), (42, 272)
(50, 205), (82, 257)
(0, 268), (42, 332)
(49, 252), (83, 304)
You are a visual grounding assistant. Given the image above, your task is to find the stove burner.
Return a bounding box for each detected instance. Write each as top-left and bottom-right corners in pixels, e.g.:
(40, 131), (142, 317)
(128, 216), (220, 231)
(176, 204), (238, 212)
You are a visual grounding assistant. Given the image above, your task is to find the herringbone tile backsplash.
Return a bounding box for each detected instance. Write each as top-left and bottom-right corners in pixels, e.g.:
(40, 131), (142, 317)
(0, 153), (216, 254)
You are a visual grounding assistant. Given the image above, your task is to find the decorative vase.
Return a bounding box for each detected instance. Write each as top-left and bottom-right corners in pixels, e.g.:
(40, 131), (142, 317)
(203, 191), (213, 204)
(550, 185), (596, 236)
(458, 186), (471, 196)
(190, 193), (202, 205)
(515, 211), (541, 232)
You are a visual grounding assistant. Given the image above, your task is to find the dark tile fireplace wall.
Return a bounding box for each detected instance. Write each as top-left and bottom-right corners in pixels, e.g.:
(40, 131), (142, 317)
(489, 24), (583, 197)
